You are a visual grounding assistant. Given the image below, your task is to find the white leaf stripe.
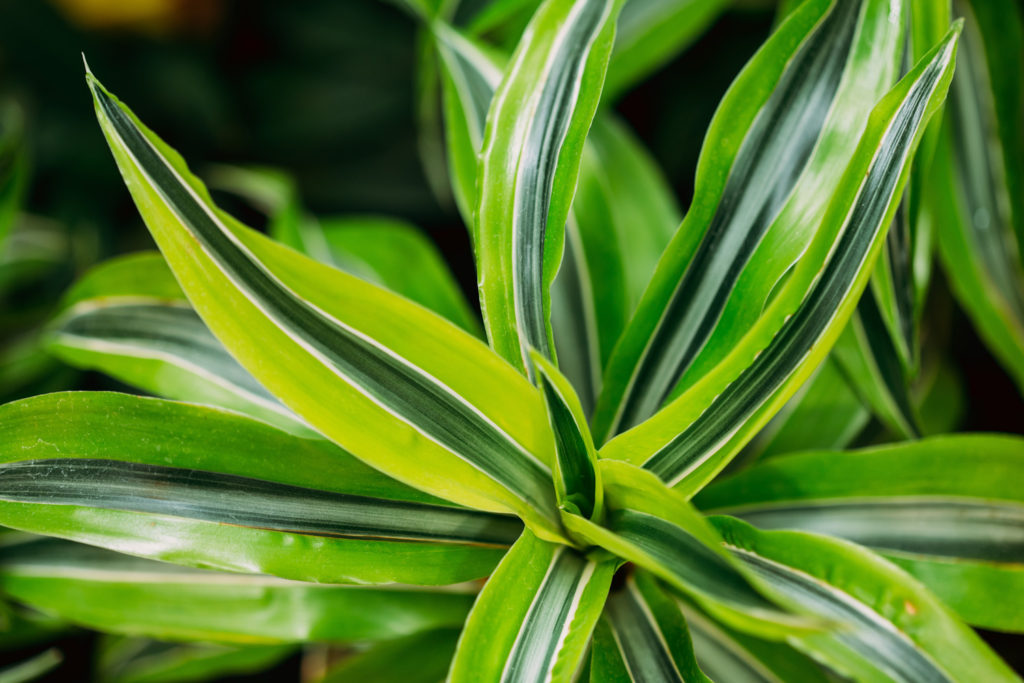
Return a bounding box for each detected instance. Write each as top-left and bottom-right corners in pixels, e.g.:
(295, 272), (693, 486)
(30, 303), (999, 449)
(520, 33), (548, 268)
(731, 547), (954, 683)
(719, 498), (1024, 563)
(605, 582), (685, 682)
(434, 24), (502, 150)
(607, 0), (865, 436)
(90, 82), (555, 515)
(500, 548), (597, 682)
(642, 33), (955, 486)
(50, 299), (293, 419)
(506, 0), (614, 367)
(0, 459), (523, 547)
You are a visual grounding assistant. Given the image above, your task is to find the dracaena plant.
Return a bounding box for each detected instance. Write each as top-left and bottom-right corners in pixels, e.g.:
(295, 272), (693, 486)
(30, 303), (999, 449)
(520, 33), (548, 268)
(1, 0), (1024, 680)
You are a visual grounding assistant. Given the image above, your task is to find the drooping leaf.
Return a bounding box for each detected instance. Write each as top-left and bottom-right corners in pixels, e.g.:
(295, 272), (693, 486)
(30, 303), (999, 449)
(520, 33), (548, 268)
(96, 637), (293, 683)
(600, 23), (961, 496)
(0, 536), (476, 644)
(475, 0), (626, 372)
(87, 72), (563, 540)
(0, 392), (519, 586)
(448, 529), (617, 683)
(697, 435), (1024, 632)
(712, 516), (1019, 682)
(595, 571), (710, 682)
(593, 0), (907, 441)
(318, 629), (460, 683)
(930, 0), (1024, 391)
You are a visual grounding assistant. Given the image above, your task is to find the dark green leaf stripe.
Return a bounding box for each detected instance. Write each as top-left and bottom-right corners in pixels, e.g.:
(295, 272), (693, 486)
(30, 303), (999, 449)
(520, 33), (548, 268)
(88, 80), (554, 517)
(642, 33), (953, 485)
(434, 24), (499, 151)
(501, 548), (596, 681)
(51, 301), (284, 411)
(732, 548), (952, 682)
(604, 581), (686, 682)
(728, 500), (1024, 562)
(508, 0), (615, 365)
(606, 0), (863, 435)
(0, 458), (522, 547)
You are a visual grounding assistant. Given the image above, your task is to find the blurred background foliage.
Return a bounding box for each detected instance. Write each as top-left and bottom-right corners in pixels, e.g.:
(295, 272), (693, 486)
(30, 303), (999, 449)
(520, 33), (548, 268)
(1, 0), (1022, 680)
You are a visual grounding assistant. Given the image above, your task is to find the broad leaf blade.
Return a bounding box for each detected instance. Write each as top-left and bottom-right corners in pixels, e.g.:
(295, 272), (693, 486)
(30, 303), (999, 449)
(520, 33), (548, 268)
(87, 73), (563, 539)
(449, 529), (617, 683)
(475, 0), (625, 372)
(0, 392), (518, 585)
(712, 516), (1019, 682)
(97, 637), (293, 683)
(601, 24), (961, 495)
(697, 435), (1024, 632)
(319, 629), (460, 683)
(0, 536), (475, 644)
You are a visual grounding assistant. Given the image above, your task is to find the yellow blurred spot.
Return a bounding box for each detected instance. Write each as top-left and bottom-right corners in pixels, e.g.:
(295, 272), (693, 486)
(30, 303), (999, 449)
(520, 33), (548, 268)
(51, 0), (221, 35)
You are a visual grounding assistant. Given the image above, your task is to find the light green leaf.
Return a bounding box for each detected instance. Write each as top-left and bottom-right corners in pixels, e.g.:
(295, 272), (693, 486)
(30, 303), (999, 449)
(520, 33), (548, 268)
(46, 252), (304, 434)
(712, 516), (1019, 682)
(448, 529), (617, 683)
(318, 629), (459, 683)
(87, 72), (563, 540)
(97, 637), (293, 683)
(596, 571), (710, 682)
(531, 351), (602, 523)
(475, 0), (626, 372)
(562, 461), (810, 640)
(593, 0), (907, 442)
(931, 0), (1024, 391)
(0, 392), (518, 585)
(604, 0), (728, 99)
(600, 22), (961, 495)
(0, 535), (475, 644)
(697, 434), (1024, 632)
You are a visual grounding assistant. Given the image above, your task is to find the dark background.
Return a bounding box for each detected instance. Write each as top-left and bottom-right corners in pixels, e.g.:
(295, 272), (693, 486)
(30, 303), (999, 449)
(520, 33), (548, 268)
(0, 0), (1021, 679)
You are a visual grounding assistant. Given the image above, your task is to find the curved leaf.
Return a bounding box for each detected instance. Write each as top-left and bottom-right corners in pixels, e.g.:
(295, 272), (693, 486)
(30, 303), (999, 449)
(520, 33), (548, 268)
(0, 392), (518, 585)
(318, 629), (460, 683)
(96, 637), (293, 683)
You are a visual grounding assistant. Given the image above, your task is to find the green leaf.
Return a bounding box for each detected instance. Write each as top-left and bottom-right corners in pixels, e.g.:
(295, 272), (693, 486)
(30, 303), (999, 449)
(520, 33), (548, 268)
(561, 461), (810, 640)
(592, 0), (907, 442)
(604, 0), (728, 99)
(475, 0), (626, 372)
(600, 23), (961, 495)
(318, 629), (459, 683)
(0, 392), (518, 585)
(740, 358), (868, 463)
(46, 252), (304, 434)
(930, 0), (1024, 391)
(97, 637), (293, 683)
(448, 529), (617, 683)
(596, 571), (710, 682)
(87, 72), (563, 540)
(531, 351), (602, 523)
(696, 434), (1024, 632)
(712, 516), (1019, 682)
(0, 648), (61, 683)
(0, 104), (28, 250)
(0, 536), (475, 644)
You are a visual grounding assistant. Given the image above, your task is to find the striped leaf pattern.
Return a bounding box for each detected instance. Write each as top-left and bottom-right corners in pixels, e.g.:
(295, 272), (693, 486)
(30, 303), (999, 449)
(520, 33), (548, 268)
(87, 73), (564, 539)
(713, 516), (1019, 683)
(448, 529), (616, 683)
(593, 0), (905, 441)
(475, 0), (624, 372)
(697, 435), (1024, 632)
(0, 392), (517, 585)
(0, 535), (476, 643)
(600, 24), (961, 495)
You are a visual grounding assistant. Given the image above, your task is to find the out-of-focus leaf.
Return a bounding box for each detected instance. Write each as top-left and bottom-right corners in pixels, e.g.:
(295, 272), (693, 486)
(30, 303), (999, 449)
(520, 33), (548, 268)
(712, 516), (1018, 682)
(600, 24), (960, 496)
(0, 648), (61, 683)
(97, 637), (293, 683)
(593, 0), (907, 442)
(0, 536), (476, 644)
(595, 571), (710, 682)
(0, 104), (27, 249)
(698, 435), (1024, 632)
(88, 73), (563, 539)
(475, 0), (626, 372)
(931, 0), (1024, 391)
(318, 629), (460, 683)
(0, 392), (519, 586)
(448, 529), (617, 683)
(604, 0), (728, 99)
